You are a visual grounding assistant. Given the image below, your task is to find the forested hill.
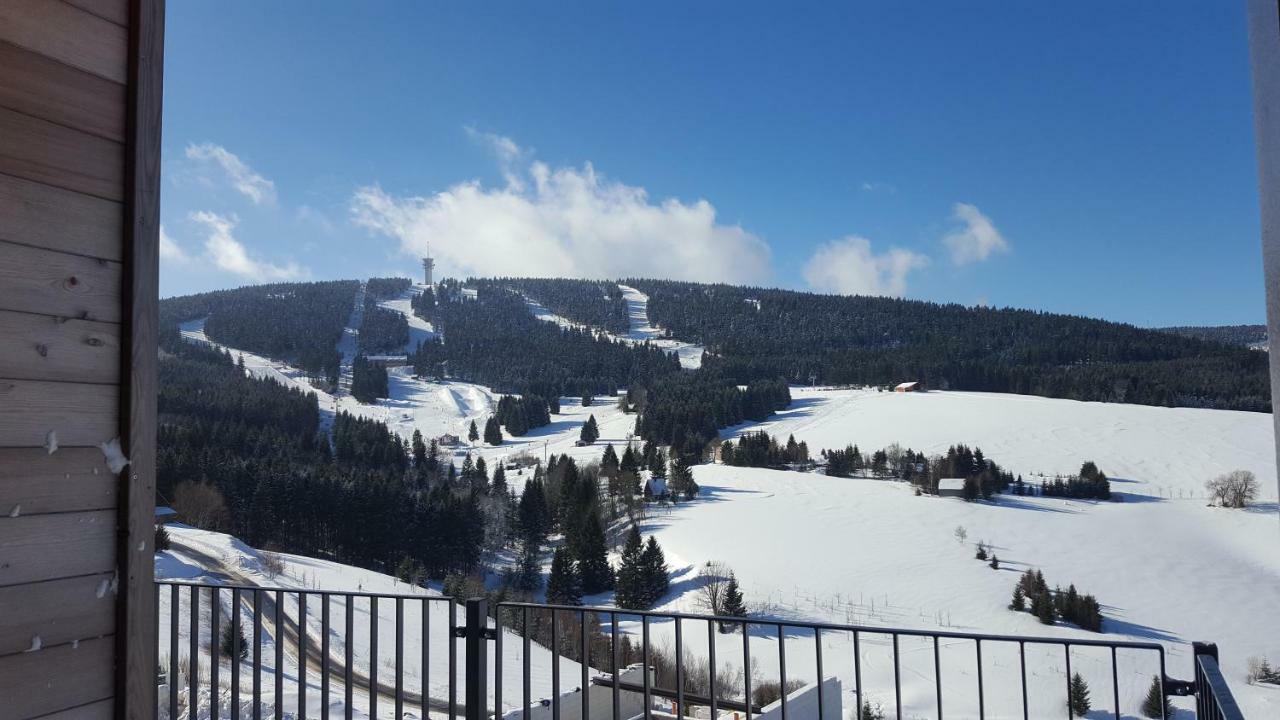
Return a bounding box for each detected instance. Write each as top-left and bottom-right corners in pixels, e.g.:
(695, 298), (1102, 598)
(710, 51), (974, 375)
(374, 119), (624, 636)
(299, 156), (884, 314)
(1157, 324), (1268, 350)
(615, 279), (1270, 412)
(160, 280), (359, 384)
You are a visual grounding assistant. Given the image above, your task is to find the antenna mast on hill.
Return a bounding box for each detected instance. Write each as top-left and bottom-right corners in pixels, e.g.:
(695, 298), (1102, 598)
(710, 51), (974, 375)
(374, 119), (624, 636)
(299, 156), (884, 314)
(422, 242), (435, 286)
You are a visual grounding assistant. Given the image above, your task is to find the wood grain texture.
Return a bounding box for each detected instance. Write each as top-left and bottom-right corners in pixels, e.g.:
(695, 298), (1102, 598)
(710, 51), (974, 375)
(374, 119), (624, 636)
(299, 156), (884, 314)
(118, 1), (164, 717)
(0, 573), (116, 656)
(0, 448), (116, 517)
(0, 635), (114, 718)
(0, 510), (116, 587)
(0, 172), (122, 261)
(0, 240), (122, 323)
(62, 0), (129, 27)
(0, 40), (125, 142)
(0, 0), (128, 83)
(27, 698), (114, 720)
(0, 378), (117, 449)
(0, 106), (123, 202)
(0, 310), (119, 384)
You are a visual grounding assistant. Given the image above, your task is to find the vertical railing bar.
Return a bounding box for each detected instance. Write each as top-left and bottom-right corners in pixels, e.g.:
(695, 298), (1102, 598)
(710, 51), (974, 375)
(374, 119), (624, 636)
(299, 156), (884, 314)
(778, 624), (788, 720)
(190, 585), (200, 720)
(582, 610), (591, 720)
(1111, 646), (1120, 720)
(708, 618), (718, 720)
(1159, 651), (1168, 720)
(552, 610), (561, 720)
(849, 627), (860, 712)
(814, 627), (824, 720)
(370, 596), (378, 720)
(275, 591), (284, 720)
(299, 593), (307, 720)
(423, 597), (430, 720)
(743, 622), (752, 720)
(934, 635), (942, 720)
(396, 597), (404, 720)
(975, 638), (984, 720)
(253, 589), (262, 720)
(449, 599), (457, 719)
(675, 617), (685, 718)
(170, 584), (179, 720)
(495, 604), (505, 718)
(612, 613), (621, 720)
(1064, 645), (1072, 719)
(233, 587), (242, 720)
(345, 594), (354, 720)
(321, 594), (330, 720)
(893, 633), (902, 720)
(1019, 640), (1028, 720)
(523, 606), (531, 720)
(211, 587), (220, 720)
(641, 615), (651, 720)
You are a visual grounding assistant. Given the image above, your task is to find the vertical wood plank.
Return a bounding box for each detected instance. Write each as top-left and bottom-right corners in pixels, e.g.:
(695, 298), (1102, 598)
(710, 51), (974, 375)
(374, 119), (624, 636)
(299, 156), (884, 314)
(116, 1), (164, 718)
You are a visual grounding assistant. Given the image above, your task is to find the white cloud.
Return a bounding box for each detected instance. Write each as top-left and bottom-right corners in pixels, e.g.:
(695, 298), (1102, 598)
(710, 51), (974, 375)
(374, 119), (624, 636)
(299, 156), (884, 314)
(190, 211), (305, 282)
(158, 225), (190, 265)
(941, 202), (1008, 265)
(350, 143), (771, 284)
(803, 235), (929, 297)
(860, 181), (896, 194)
(185, 143), (276, 205)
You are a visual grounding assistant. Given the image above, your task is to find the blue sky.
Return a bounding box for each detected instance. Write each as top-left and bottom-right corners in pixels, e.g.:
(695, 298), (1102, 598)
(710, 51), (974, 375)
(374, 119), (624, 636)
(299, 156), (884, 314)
(159, 2), (1264, 327)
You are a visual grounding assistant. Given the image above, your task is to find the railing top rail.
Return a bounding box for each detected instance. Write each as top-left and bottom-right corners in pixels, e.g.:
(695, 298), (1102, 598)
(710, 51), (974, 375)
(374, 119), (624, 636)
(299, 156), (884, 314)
(1196, 651), (1247, 720)
(494, 600), (1168, 653)
(155, 578), (456, 603)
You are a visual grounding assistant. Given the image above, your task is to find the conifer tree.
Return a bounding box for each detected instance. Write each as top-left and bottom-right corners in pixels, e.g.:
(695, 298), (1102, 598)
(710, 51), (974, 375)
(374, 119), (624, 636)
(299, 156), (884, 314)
(546, 547), (582, 605)
(576, 512), (615, 594)
(601, 444), (620, 478)
(492, 463), (507, 494)
(640, 535), (670, 606)
(1068, 672), (1091, 717)
(468, 420), (480, 443)
(1010, 584), (1025, 611)
(614, 525), (646, 609)
(1140, 676), (1170, 718)
(579, 414), (600, 444)
(483, 416), (503, 445)
(721, 572), (748, 632)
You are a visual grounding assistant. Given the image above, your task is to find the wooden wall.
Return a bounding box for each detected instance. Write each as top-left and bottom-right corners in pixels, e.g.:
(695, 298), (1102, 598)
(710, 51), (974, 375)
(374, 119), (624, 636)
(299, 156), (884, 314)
(0, 1), (162, 718)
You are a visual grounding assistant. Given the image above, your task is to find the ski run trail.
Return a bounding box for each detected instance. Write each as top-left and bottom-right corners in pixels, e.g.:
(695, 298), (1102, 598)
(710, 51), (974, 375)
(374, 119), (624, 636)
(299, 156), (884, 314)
(166, 280), (1280, 719)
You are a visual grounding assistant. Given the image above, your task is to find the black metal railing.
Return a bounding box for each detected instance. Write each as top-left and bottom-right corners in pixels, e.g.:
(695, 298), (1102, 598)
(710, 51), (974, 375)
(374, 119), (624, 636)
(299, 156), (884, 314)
(156, 581), (1246, 720)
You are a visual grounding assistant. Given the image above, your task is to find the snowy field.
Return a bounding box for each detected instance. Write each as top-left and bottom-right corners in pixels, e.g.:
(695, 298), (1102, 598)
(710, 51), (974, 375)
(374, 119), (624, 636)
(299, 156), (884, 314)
(722, 386), (1278, 501)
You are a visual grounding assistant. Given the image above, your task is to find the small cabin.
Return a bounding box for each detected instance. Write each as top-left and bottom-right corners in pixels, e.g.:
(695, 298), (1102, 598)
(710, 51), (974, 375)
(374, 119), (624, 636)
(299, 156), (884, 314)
(644, 476), (669, 500)
(894, 381), (921, 393)
(938, 478), (966, 498)
(437, 433), (462, 446)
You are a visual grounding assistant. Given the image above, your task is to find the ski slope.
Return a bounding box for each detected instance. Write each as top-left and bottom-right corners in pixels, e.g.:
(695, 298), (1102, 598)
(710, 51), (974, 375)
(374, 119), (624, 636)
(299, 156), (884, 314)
(523, 284), (704, 369)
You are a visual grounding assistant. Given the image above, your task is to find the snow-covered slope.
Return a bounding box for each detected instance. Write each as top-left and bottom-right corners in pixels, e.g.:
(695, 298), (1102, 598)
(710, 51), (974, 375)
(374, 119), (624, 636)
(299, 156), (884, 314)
(523, 284), (704, 369)
(156, 525), (586, 720)
(726, 386), (1277, 500)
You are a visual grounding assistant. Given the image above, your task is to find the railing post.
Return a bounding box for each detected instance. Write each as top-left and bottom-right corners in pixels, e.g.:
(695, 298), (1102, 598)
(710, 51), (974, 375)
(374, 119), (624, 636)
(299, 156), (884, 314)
(463, 597), (489, 720)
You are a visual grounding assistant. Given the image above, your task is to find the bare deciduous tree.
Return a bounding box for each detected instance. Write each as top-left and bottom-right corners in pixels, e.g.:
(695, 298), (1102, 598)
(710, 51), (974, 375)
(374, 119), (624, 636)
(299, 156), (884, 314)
(172, 481), (228, 530)
(696, 560), (733, 615)
(1205, 470), (1258, 509)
